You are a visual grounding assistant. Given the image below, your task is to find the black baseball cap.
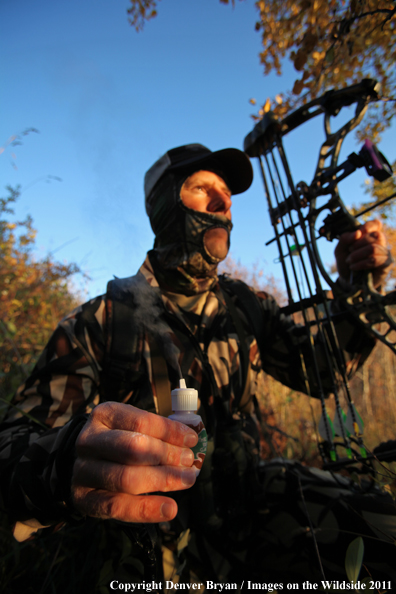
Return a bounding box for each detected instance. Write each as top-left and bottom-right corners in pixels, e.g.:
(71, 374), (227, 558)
(144, 143), (253, 199)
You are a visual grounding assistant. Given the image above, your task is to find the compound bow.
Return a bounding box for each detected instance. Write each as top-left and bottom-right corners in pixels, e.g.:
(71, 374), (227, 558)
(244, 78), (396, 473)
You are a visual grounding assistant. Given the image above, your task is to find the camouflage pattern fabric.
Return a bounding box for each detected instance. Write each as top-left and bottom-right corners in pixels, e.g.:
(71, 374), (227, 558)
(180, 459), (396, 587)
(0, 253), (388, 588)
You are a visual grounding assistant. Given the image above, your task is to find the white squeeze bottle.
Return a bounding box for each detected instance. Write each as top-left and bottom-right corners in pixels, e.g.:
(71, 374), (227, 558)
(169, 379), (207, 474)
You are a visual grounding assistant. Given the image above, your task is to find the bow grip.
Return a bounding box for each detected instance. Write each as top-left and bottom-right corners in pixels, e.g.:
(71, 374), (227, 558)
(319, 207), (360, 242)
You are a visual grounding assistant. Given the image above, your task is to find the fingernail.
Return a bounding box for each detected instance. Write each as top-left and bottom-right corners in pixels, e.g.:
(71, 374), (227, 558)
(180, 449), (194, 467)
(183, 433), (198, 448)
(161, 501), (176, 520)
(181, 468), (196, 487)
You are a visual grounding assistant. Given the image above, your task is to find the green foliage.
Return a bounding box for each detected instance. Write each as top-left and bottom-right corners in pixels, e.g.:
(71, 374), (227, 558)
(345, 537), (364, 583)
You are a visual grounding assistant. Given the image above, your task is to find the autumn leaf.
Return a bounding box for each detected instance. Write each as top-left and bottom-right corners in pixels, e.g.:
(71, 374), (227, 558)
(0, 186), (84, 401)
(302, 31), (318, 53)
(294, 49), (308, 71)
(292, 78), (304, 95)
(126, 0), (396, 142)
(250, 0), (396, 141)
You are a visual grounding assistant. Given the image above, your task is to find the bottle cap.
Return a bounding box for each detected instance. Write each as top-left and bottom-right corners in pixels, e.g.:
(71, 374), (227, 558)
(171, 378), (198, 411)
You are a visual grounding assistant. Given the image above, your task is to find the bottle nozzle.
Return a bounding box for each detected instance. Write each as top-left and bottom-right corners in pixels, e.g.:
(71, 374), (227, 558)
(171, 378), (198, 411)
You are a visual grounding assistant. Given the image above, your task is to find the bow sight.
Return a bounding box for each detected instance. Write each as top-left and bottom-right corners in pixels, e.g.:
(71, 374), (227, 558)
(244, 78), (396, 471)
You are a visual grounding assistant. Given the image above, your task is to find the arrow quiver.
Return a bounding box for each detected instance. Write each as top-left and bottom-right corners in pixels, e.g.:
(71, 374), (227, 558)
(244, 78), (396, 472)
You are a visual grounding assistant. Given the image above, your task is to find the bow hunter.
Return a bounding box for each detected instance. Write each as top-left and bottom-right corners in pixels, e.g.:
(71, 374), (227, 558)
(0, 141), (395, 588)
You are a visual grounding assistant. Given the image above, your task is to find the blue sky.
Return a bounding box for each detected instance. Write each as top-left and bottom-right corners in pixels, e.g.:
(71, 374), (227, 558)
(1, 0), (394, 301)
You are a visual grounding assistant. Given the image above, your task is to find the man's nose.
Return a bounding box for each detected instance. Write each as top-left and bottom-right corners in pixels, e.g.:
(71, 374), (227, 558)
(211, 189), (232, 213)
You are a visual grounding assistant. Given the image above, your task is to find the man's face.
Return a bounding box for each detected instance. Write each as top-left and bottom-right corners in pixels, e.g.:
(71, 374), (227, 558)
(180, 170), (232, 219)
(180, 170), (232, 262)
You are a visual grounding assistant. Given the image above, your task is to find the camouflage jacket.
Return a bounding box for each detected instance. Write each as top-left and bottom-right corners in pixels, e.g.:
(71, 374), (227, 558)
(0, 255), (375, 542)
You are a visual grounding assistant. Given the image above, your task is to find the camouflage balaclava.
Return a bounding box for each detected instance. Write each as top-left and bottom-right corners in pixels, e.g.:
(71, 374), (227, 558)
(147, 170), (233, 294)
(144, 145), (253, 295)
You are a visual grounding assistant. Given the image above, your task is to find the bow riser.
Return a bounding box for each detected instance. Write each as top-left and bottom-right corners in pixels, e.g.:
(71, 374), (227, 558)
(244, 78), (396, 469)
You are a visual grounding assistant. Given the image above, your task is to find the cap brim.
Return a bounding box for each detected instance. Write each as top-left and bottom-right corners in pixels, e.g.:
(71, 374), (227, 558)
(169, 148), (253, 195)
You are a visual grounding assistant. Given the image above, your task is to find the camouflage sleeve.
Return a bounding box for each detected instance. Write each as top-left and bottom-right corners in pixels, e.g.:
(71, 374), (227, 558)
(253, 289), (376, 398)
(0, 295), (106, 541)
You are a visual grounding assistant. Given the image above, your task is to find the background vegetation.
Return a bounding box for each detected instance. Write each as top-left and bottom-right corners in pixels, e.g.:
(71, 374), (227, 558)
(128, 0), (396, 139)
(0, 185), (82, 411)
(1, 0), (396, 591)
(220, 254), (396, 467)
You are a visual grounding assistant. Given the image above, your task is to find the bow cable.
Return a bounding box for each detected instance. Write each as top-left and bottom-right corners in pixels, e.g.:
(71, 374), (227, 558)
(244, 79), (395, 470)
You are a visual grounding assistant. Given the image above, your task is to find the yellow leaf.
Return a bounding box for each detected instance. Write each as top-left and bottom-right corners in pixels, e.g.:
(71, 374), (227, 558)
(275, 94), (283, 104)
(249, 98), (257, 105)
(312, 51), (325, 64)
(263, 97), (271, 113)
